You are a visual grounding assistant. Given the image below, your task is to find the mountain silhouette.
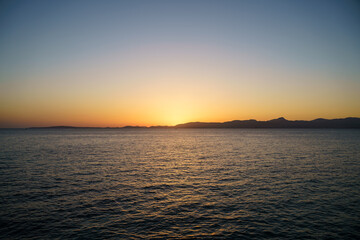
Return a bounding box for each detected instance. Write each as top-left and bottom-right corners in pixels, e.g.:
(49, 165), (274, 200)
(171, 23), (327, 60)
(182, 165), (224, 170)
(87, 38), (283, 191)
(174, 117), (360, 128)
(27, 117), (360, 129)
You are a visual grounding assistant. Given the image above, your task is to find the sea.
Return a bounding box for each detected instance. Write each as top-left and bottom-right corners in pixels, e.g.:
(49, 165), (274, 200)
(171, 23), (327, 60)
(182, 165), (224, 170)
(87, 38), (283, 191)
(0, 129), (359, 239)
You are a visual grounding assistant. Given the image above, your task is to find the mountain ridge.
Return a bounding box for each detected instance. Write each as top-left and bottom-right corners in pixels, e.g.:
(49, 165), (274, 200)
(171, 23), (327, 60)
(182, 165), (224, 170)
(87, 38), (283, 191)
(24, 117), (360, 129)
(174, 117), (360, 128)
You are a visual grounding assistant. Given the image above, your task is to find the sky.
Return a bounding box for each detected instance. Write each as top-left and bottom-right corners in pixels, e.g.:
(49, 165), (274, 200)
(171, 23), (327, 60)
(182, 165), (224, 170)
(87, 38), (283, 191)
(0, 0), (359, 127)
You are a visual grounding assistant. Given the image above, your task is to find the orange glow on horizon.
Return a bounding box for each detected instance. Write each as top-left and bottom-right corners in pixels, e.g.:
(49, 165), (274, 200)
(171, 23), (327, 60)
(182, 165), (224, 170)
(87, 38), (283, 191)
(1, 51), (360, 128)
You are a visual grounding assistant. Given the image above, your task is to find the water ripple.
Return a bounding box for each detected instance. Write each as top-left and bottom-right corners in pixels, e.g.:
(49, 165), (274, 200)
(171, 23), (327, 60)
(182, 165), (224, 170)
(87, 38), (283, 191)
(1, 129), (360, 239)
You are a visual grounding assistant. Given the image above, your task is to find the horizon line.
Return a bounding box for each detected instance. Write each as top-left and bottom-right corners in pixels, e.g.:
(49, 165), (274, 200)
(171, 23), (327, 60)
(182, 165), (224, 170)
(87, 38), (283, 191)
(1, 116), (360, 129)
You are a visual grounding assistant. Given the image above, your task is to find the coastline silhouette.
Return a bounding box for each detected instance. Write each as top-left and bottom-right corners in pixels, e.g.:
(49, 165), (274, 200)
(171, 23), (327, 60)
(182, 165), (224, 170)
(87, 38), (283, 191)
(27, 117), (360, 129)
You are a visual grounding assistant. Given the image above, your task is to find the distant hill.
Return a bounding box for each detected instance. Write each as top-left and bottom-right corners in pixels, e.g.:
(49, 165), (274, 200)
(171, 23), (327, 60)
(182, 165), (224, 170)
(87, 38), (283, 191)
(28, 126), (78, 129)
(174, 117), (360, 128)
(26, 117), (360, 129)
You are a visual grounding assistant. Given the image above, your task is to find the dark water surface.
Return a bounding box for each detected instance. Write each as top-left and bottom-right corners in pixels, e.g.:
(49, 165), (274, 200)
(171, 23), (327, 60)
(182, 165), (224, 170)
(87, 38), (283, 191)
(1, 129), (360, 239)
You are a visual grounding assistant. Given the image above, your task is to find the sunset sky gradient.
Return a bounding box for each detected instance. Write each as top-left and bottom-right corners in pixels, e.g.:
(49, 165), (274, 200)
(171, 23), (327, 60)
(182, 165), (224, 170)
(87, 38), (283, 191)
(1, 0), (359, 127)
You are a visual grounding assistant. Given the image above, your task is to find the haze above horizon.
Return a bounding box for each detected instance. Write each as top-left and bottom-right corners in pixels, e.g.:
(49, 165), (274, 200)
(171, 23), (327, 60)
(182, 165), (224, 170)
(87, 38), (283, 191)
(1, 0), (360, 128)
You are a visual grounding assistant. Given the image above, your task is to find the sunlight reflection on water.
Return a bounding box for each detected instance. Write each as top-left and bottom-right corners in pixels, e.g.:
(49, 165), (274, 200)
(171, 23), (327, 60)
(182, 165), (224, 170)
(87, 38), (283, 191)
(1, 129), (360, 239)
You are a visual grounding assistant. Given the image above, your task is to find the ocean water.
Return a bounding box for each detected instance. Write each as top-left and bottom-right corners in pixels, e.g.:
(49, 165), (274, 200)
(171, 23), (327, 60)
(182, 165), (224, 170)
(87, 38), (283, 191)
(0, 129), (359, 239)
